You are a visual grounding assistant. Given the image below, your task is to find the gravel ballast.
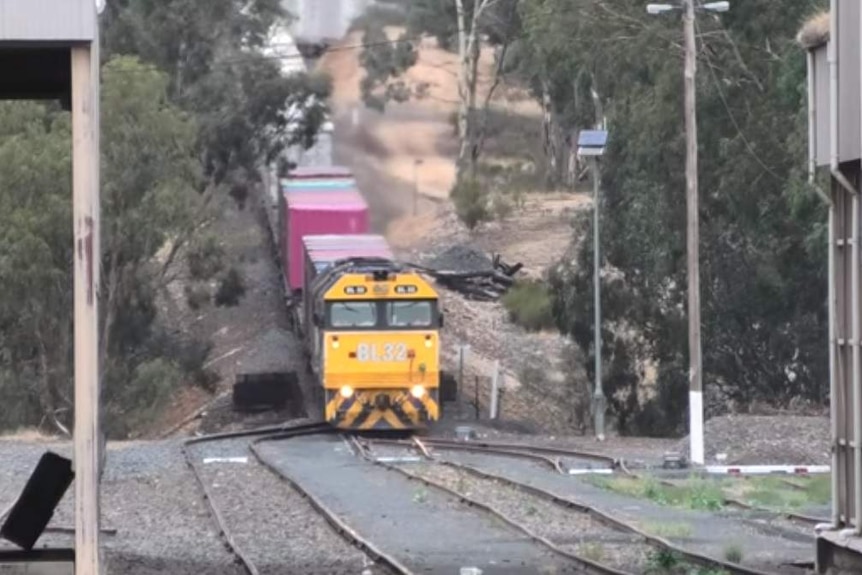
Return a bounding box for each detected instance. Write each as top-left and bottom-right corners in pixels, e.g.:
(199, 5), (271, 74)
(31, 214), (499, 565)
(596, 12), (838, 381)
(189, 436), (383, 575)
(406, 461), (653, 573)
(256, 433), (580, 574)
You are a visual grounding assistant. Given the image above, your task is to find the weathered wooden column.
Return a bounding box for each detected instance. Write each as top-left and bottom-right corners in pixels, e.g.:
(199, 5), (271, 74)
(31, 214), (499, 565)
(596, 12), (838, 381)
(0, 1), (102, 573)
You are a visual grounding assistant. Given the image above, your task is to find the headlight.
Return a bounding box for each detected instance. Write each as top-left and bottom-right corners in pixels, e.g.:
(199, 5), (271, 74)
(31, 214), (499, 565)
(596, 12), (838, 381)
(410, 385), (426, 398)
(340, 385), (354, 398)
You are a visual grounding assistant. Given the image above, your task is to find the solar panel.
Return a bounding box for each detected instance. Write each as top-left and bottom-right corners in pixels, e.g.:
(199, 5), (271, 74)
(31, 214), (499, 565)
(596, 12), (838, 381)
(577, 130), (608, 148)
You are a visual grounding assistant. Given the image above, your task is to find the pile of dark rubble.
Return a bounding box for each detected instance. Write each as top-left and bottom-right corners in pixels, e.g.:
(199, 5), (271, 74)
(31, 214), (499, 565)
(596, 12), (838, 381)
(413, 245), (523, 302)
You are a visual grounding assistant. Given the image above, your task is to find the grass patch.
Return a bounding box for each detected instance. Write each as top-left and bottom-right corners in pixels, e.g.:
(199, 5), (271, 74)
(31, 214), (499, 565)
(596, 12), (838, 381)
(731, 474), (831, 511)
(724, 543), (743, 564)
(639, 521), (693, 539)
(502, 279), (555, 331)
(586, 475), (724, 511)
(578, 542), (605, 563)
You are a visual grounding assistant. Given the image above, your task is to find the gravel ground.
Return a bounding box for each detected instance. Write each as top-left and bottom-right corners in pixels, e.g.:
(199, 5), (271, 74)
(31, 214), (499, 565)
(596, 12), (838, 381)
(407, 462), (653, 573)
(441, 451), (814, 573)
(676, 414), (831, 465)
(256, 434), (580, 574)
(0, 439), (242, 575)
(188, 436), (384, 574)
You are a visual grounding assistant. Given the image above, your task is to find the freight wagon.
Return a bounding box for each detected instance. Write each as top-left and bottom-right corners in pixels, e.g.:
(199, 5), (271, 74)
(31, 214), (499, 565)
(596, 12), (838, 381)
(272, 166), (445, 431)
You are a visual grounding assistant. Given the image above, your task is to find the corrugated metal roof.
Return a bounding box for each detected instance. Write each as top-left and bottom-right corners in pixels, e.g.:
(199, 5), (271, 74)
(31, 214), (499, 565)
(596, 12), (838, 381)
(289, 165), (352, 178)
(286, 189), (367, 208)
(283, 178), (356, 191)
(0, 0), (96, 41)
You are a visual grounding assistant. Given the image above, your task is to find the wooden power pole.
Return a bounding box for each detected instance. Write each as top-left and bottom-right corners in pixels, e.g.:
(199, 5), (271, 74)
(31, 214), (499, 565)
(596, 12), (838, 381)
(683, 0), (704, 466)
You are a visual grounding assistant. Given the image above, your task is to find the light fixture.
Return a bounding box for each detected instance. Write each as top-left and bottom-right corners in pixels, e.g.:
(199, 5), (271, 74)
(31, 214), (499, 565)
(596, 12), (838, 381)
(646, 3), (676, 15)
(339, 386), (353, 398)
(410, 385), (426, 399)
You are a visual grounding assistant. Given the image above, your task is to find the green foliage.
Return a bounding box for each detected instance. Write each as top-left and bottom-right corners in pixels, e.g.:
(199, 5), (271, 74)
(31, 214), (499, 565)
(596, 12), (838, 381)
(102, 358), (184, 438)
(502, 280), (555, 331)
(537, 0), (831, 434)
(724, 544), (743, 564)
(188, 234), (226, 280)
(215, 267), (246, 307)
(588, 475), (724, 512)
(102, 0), (332, 187)
(450, 177), (491, 230)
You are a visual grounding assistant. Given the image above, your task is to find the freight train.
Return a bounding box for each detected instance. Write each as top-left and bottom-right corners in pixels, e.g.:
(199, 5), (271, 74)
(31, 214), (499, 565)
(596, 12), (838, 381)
(273, 165), (444, 431)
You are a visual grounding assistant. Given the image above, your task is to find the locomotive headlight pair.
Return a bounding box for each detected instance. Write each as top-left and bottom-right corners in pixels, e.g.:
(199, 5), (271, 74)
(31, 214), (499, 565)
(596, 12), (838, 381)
(410, 385), (426, 399)
(424, 335), (433, 348)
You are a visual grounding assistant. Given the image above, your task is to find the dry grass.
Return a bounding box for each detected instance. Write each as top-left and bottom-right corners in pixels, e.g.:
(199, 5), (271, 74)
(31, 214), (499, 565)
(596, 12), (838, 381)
(0, 428), (61, 443)
(797, 11), (829, 49)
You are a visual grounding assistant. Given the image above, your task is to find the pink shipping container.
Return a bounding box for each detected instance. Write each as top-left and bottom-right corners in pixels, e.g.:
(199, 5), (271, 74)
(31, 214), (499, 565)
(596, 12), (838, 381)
(302, 234), (393, 287)
(288, 165), (353, 179)
(281, 190), (369, 292)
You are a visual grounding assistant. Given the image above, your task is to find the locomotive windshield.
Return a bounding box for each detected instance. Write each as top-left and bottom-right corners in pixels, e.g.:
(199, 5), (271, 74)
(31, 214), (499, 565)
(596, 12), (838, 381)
(386, 301), (433, 327)
(329, 302), (377, 327)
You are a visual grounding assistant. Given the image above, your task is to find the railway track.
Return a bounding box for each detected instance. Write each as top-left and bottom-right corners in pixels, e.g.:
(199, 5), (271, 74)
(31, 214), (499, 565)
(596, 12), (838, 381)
(356, 436), (783, 575)
(371, 435), (619, 475)
(181, 421), (408, 575)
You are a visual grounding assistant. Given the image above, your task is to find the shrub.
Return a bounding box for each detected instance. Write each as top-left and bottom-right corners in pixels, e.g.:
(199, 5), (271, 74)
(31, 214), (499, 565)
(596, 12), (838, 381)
(187, 234), (225, 280)
(451, 177), (490, 231)
(184, 283), (211, 310)
(215, 267), (246, 307)
(502, 280), (555, 331)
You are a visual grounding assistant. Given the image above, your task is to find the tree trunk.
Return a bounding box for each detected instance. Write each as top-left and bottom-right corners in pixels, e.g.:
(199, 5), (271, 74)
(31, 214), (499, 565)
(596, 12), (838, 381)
(541, 78), (559, 184)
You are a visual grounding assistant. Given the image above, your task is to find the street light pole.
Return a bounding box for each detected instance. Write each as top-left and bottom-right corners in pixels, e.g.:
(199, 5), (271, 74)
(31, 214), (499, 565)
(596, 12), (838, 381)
(592, 156), (605, 441)
(577, 130), (609, 441)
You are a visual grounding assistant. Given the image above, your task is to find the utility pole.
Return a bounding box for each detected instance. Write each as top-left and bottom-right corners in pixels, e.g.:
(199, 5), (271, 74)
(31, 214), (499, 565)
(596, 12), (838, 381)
(682, 0), (704, 466)
(648, 0), (728, 466)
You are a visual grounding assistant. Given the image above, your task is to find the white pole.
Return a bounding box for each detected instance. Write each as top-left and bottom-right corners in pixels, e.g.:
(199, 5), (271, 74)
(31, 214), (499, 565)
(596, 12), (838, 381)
(489, 360), (500, 419)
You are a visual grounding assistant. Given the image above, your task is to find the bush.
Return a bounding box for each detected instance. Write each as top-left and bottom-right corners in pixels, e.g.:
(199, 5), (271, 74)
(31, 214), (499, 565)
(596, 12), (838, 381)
(184, 283), (211, 310)
(451, 177), (491, 231)
(502, 280), (555, 331)
(103, 358), (183, 438)
(215, 267), (246, 307)
(187, 234), (225, 280)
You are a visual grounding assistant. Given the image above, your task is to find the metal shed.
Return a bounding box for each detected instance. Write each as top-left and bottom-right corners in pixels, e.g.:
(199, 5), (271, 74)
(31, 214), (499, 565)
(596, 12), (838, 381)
(800, 1), (862, 573)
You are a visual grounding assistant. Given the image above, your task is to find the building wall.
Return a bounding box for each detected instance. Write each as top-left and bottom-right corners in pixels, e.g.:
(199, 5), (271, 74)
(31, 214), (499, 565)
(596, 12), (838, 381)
(812, 0), (862, 166)
(838, 0), (860, 162)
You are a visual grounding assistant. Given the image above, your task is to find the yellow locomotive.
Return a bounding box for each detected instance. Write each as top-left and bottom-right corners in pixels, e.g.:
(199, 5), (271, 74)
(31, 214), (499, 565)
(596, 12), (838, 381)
(299, 244), (443, 431)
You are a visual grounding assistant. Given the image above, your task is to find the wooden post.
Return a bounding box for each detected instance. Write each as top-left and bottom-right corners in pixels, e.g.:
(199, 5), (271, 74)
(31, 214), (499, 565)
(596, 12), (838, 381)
(683, 0), (704, 466)
(71, 43), (102, 575)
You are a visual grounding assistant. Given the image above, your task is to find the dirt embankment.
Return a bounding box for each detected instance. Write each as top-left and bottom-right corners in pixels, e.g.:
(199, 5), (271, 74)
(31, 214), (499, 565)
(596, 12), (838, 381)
(317, 28), (595, 434)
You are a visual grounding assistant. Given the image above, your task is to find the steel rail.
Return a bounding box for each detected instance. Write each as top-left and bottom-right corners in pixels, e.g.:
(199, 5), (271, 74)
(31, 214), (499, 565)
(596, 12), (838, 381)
(722, 497), (827, 527)
(419, 437), (620, 468)
(251, 433), (414, 575)
(181, 420), (331, 575)
(434, 459), (777, 575)
(346, 436), (631, 575)
(369, 437), (566, 474)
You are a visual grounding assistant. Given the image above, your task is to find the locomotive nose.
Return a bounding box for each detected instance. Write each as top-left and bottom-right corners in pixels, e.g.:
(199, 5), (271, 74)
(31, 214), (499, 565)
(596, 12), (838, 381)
(374, 393), (391, 410)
